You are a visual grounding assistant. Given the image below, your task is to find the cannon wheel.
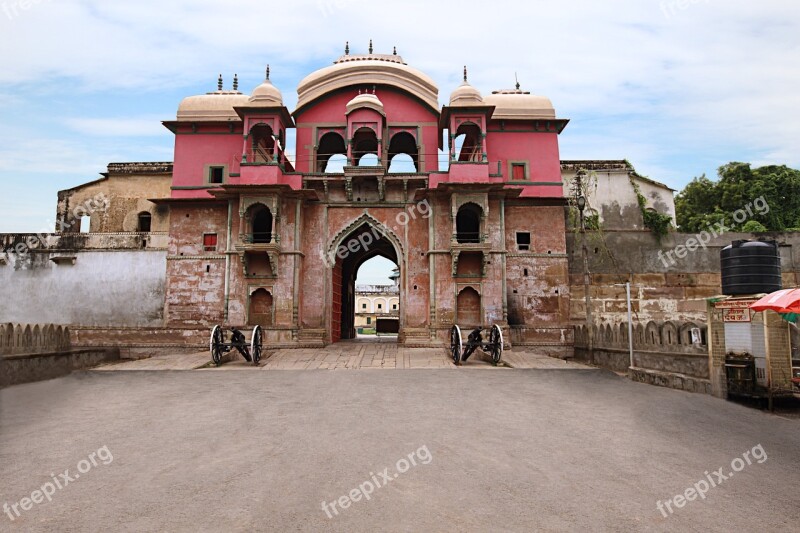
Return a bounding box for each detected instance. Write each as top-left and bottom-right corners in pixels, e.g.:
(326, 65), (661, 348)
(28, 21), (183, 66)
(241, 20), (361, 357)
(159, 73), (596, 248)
(210, 325), (224, 366)
(450, 325), (463, 365)
(489, 324), (503, 365)
(251, 325), (263, 365)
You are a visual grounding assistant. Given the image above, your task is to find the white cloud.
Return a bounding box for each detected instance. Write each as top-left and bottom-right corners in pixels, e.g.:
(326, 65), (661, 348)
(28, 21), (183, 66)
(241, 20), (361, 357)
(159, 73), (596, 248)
(0, 0), (797, 232)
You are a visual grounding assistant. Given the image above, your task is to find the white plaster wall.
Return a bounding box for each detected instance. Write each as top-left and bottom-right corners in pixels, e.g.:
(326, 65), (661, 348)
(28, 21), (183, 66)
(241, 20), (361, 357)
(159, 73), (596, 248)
(0, 251), (166, 326)
(561, 168), (676, 226)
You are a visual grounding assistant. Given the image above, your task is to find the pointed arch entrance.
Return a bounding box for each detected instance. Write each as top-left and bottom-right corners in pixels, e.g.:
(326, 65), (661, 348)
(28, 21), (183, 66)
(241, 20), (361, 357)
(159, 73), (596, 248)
(329, 217), (402, 343)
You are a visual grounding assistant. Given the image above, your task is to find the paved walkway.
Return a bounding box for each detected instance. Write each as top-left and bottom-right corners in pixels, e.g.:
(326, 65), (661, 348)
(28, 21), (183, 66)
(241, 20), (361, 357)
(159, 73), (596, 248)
(92, 339), (590, 372)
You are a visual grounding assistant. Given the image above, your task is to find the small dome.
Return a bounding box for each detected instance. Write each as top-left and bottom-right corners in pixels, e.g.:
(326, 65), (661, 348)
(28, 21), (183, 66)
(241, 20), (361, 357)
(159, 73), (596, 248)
(345, 92), (385, 116)
(176, 91), (250, 122)
(484, 89), (555, 120)
(449, 81), (483, 107)
(249, 73), (283, 106)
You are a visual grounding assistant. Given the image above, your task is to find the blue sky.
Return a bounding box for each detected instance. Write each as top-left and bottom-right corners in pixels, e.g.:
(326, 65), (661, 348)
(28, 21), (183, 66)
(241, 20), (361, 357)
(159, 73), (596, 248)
(1, 0), (798, 255)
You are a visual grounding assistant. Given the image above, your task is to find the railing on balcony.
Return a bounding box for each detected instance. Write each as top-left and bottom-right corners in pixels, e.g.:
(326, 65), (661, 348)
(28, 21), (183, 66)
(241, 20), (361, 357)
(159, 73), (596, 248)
(245, 147), (278, 165)
(453, 232), (482, 244)
(242, 233), (280, 244)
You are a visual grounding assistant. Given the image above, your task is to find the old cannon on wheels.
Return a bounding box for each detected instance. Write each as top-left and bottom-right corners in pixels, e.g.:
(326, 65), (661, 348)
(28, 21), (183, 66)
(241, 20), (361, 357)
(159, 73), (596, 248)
(209, 325), (263, 366)
(450, 324), (503, 366)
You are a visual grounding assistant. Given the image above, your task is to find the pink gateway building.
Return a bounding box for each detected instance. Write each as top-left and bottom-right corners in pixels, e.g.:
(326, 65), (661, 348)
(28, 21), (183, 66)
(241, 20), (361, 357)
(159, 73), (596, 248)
(158, 46), (571, 352)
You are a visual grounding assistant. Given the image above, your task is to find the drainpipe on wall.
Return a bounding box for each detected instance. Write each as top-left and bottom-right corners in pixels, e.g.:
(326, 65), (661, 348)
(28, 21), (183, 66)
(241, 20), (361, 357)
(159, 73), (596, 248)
(224, 199), (233, 321)
(429, 194), (436, 337)
(501, 198), (508, 323)
(294, 198), (301, 332)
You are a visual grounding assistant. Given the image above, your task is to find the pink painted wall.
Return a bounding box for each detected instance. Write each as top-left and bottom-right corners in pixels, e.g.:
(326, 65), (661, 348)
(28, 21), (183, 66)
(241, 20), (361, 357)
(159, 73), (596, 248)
(171, 127), (243, 199)
(294, 88), (440, 173)
(485, 125), (563, 198)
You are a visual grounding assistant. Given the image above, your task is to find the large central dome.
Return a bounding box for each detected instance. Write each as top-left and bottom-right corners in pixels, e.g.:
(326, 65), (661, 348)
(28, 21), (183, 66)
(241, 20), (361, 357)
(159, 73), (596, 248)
(295, 50), (439, 114)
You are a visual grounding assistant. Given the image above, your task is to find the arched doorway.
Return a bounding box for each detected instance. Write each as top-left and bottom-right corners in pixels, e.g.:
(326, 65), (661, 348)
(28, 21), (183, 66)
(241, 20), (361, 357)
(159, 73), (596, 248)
(330, 222), (400, 343)
(354, 256), (400, 337)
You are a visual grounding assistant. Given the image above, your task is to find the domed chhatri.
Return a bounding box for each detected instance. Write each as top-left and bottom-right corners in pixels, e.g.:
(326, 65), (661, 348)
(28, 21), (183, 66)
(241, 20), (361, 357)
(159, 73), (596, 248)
(249, 65), (283, 106)
(176, 74), (249, 122)
(448, 66), (484, 107)
(345, 91), (385, 116)
(483, 87), (555, 120)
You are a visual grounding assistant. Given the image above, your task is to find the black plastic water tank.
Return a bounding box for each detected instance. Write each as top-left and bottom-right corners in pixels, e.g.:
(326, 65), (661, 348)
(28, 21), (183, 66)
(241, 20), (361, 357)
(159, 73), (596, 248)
(721, 240), (781, 295)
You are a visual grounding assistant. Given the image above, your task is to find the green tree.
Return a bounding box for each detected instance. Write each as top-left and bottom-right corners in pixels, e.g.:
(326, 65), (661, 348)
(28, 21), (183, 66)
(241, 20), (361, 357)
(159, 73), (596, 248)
(675, 163), (800, 232)
(741, 220), (767, 232)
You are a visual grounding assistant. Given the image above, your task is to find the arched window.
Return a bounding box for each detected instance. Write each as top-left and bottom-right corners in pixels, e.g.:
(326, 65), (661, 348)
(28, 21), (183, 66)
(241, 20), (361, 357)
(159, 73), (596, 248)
(454, 122), (482, 162)
(137, 212), (152, 233)
(79, 216), (90, 233)
(387, 132), (418, 173)
(251, 206), (273, 243)
(317, 132), (347, 173)
(249, 124), (275, 163)
(352, 127), (379, 165)
(358, 154), (379, 166)
(456, 203), (482, 243)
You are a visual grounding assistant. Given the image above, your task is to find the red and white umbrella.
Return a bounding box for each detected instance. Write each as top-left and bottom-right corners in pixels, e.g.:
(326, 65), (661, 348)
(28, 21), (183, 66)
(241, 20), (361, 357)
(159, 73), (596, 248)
(749, 288), (800, 314)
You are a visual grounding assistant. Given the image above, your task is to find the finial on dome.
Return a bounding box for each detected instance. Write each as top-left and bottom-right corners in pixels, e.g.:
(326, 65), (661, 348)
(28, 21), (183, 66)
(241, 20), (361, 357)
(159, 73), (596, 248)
(369, 39), (373, 54)
(345, 41), (350, 55)
(463, 66), (468, 83)
(515, 72), (520, 91)
(372, 85), (376, 95)
(233, 74), (238, 91)
(217, 74), (223, 91)
(266, 64), (270, 80)
(393, 46), (397, 55)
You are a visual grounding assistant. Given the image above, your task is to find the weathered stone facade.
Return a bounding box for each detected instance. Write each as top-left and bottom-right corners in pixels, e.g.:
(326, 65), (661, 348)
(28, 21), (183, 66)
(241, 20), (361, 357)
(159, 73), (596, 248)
(149, 50), (575, 352)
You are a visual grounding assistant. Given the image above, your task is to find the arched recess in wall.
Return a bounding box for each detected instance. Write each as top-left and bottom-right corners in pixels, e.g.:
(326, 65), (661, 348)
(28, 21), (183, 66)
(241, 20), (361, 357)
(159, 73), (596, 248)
(454, 122), (482, 162)
(137, 211), (152, 232)
(456, 202), (482, 243)
(387, 132), (418, 173)
(249, 288), (274, 326)
(317, 132), (347, 173)
(352, 127), (379, 165)
(250, 124), (275, 163)
(457, 286), (481, 328)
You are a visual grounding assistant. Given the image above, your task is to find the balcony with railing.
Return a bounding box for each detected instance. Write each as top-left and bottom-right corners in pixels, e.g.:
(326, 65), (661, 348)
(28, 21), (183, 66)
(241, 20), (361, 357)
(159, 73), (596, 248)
(236, 232), (281, 253)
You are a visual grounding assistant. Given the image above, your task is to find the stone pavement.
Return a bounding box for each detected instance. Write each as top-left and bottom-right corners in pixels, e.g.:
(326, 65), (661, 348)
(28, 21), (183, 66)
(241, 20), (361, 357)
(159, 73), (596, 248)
(92, 337), (590, 372)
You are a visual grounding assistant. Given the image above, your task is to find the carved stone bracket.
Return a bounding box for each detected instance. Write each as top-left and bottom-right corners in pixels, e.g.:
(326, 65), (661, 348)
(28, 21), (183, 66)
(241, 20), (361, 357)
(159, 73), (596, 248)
(345, 178), (353, 201)
(267, 251), (279, 277)
(377, 176), (385, 201)
(450, 250), (461, 277)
